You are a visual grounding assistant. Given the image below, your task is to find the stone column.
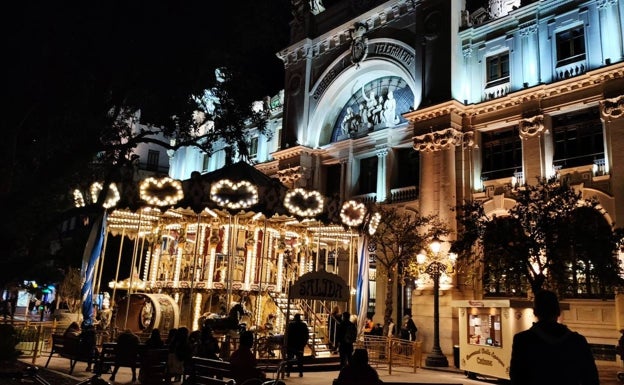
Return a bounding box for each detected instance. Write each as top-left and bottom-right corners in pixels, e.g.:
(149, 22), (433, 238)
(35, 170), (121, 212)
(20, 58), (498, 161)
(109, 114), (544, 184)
(519, 114), (547, 185)
(519, 21), (539, 86)
(600, 95), (624, 225)
(376, 147), (389, 203)
(414, 128), (462, 222)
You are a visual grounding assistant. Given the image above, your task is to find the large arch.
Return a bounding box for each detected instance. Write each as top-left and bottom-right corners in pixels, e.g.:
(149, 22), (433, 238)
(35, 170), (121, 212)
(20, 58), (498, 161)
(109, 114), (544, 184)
(307, 39), (420, 148)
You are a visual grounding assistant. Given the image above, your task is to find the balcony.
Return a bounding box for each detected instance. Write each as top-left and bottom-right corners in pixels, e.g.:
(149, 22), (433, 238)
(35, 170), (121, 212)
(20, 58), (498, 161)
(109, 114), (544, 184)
(483, 80), (510, 101)
(389, 185), (419, 203)
(555, 58), (586, 80)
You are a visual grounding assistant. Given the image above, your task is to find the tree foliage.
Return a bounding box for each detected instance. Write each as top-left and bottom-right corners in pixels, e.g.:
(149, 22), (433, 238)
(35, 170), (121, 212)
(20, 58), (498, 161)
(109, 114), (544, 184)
(368, 205), (449, 328)
(453, 177), (623, 297)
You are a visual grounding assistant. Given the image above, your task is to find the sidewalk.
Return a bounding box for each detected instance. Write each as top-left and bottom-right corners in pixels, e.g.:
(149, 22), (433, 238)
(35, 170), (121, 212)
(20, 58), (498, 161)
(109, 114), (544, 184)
(23, 354), (623, 385)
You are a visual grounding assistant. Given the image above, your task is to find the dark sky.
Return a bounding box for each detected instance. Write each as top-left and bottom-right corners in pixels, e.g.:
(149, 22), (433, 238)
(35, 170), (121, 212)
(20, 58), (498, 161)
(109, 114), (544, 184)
(6, 1), (292, 106)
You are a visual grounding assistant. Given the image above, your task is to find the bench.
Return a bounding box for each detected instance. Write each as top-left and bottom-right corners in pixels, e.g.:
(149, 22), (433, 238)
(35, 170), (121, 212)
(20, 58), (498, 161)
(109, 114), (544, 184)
(45, 334), (94, 375)
(98, 342), (142, 375)
(187, 357), (235, 385)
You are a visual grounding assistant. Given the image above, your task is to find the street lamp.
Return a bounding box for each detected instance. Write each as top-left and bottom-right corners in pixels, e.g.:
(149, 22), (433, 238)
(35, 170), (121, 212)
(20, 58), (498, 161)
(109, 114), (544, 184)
(417, 237), (457, 367)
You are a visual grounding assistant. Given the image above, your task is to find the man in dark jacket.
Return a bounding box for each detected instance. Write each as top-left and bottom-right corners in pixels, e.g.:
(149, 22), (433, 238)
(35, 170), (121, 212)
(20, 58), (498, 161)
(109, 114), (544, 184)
(286, 314), (309, 377)
(509, 290), (599, 385)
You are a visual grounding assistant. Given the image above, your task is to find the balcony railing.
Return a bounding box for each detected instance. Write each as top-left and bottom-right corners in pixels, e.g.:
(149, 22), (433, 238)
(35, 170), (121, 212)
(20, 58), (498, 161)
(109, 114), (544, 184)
(389, 186), (419, 203)
(555, 58), (586, 80)
(483, 80), (510, 101)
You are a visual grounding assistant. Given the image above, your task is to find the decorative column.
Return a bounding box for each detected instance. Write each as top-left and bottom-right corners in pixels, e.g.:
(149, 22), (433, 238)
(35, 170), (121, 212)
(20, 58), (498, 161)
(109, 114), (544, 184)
(519, 114), (547, 185)
(519, 22), (539, 86)
(376, 146), (389, 202)
(597, 0), (622, 65)
(600, 95), (624, 225)
(413, 128), (462, 222)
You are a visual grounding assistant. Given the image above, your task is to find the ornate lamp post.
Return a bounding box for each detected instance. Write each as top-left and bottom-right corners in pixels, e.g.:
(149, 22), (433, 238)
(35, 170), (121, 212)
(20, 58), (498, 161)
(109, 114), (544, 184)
(417, 237), (457, 367)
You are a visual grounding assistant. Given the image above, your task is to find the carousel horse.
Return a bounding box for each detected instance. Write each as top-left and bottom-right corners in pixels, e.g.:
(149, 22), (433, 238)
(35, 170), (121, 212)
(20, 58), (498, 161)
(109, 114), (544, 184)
(199, 303), (251, 335)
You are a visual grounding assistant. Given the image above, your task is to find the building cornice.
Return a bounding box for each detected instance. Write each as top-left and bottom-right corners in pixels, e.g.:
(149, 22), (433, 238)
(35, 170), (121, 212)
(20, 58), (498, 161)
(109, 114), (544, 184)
(277, 0), (416, 68)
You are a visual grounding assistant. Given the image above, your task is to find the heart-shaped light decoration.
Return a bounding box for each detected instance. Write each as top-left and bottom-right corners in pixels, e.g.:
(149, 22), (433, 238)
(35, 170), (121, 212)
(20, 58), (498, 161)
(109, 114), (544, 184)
(90, 182), (120, 209)
(73, 189), (86, 208)
(139, 177), (184, 207)
(368, 212), (381, 235)
(284, 188), (324, 217)
(210, 179), (258, 210)
(340, 200), (366, 227)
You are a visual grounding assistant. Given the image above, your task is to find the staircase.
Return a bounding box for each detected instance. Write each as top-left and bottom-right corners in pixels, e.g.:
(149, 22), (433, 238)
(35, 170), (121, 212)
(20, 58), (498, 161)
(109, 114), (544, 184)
(268, 292), (332, 357)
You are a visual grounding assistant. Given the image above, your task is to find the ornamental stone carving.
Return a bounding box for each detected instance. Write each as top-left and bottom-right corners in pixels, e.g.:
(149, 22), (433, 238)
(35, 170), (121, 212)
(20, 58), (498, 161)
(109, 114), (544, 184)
(600, 95), (624, 120)
(414, 128), (464, 152)
(519, 115), (545, 139)
(519, 22), (537, 37)
(277, 166), (303, 186)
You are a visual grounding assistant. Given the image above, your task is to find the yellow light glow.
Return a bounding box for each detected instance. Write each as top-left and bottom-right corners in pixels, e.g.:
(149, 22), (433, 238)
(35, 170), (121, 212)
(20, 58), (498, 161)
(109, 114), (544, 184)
(368, 212), (381, 235)
(90, 182), (120, 209)
(210, 179), (259, 209)
(284, 188), (324, 217)
(73, 189), (85, 208)
(139, 177), (184, 207)
(340, 200), (366, 227)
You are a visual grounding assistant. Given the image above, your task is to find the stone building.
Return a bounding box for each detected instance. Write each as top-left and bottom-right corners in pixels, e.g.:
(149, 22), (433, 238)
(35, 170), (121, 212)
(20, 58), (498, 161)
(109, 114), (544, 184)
(168, 0), (624, 362)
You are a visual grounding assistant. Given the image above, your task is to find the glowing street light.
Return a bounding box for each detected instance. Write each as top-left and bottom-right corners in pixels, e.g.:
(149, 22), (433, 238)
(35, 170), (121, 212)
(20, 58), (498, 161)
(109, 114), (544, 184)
(417, 237), (457, 367)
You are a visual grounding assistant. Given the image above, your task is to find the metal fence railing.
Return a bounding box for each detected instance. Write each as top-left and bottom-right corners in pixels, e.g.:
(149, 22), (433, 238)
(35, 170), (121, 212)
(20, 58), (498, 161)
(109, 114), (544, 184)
(356, 335), (422, 375)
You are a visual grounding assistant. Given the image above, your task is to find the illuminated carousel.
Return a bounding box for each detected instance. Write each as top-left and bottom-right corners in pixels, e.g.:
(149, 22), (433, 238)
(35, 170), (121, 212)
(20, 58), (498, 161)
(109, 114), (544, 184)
(77, 162), (378, 341)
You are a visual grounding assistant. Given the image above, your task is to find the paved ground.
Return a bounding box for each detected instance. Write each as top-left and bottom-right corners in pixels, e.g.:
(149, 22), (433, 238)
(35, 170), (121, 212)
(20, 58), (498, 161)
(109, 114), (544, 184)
(22, 353), (624, 385)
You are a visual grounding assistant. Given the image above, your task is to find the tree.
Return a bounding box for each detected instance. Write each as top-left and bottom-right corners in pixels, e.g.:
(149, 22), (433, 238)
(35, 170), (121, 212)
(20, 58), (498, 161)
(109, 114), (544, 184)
(57, 268), (82, 313)
(453, 176), (623, 297)
(368, 205), (448, 332)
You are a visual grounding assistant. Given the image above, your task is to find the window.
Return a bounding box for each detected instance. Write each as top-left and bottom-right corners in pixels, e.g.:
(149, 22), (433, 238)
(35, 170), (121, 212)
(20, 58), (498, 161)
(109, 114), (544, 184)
(249, 136), (259, 159)
(468, 309), (502, 347)
(556, 26), (586, 66)
(486, 52), (510, 86)
(395, 148), (419, 188)
(202, 153), (210, 172)
(481, 127), (522, 181)
(359, 156), (378, 194)
(324, 164), (341, 196)
(147, 150), (160, 171)
(552, 109), (603, 169)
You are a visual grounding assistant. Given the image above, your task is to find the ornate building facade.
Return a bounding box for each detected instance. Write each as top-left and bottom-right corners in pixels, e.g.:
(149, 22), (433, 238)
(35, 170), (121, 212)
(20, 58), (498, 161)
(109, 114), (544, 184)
(168, 0), (624, 360)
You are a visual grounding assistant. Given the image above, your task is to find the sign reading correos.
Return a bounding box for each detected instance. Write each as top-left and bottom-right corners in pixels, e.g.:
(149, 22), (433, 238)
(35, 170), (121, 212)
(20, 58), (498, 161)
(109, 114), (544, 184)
(290, 270), (349, 302)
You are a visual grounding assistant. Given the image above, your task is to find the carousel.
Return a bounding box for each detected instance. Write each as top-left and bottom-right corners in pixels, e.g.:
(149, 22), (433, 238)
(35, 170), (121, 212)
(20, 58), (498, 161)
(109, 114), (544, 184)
(78, 162), (378, 349)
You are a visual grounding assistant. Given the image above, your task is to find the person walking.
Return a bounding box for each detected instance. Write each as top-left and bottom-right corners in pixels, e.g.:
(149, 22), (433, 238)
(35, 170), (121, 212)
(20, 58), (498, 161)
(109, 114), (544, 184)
(509, 290), (599, 385)
(338, 312), (357, 368)
(286, 314), (309, 377)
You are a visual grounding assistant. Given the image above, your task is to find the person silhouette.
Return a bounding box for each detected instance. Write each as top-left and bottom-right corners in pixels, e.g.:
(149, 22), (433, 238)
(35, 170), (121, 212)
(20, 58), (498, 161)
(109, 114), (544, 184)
(509, 290), (599, 385)
(336, 348), (382, 385)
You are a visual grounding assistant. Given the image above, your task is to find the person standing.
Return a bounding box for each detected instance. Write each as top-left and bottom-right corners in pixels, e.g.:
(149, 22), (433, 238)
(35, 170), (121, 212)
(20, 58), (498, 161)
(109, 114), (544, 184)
(509, 290), (599, 385)
(286, 314), (309, 377)
(338, 312), (357, 368)
(400, 314), (418, 341)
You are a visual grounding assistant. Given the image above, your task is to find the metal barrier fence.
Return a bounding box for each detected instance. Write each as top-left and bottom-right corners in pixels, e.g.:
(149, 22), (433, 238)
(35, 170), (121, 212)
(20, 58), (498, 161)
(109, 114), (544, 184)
(356, 335), (422, 375)
(7, 321), (115, 364)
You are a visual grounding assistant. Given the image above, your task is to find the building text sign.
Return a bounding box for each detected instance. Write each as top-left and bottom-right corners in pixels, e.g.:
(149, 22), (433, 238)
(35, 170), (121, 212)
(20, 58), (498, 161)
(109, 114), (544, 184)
(290, 270), (349, 301)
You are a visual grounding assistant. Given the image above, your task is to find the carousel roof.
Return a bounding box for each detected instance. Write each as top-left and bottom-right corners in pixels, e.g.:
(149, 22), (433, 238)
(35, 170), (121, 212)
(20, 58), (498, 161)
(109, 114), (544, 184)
(105, 161), (349, 237)
(179, 161), (290, 216)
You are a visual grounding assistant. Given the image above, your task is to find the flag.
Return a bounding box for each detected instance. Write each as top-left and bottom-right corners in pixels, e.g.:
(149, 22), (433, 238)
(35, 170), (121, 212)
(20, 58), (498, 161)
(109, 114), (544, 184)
(356, 235), (369, 335)
(81, 212), (107, 327)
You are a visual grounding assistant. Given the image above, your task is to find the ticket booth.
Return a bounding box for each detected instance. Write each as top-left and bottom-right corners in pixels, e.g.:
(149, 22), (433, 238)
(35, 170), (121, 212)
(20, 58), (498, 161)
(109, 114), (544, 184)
(452, 299), (534, 380)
